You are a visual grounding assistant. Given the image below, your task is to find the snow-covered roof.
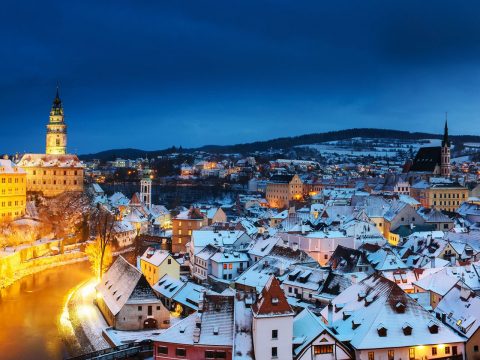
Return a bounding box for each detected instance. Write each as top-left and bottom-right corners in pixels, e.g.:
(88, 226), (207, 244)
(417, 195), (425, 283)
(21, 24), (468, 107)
(140, 247), (175, 267)
(0, 159), (25, 174)
(154, 294), (234, 346)
(96, 256), (158, 316)
(320, 274), (466, 349)
(18, 153), (84, 168)
(436, 283), (480, 338)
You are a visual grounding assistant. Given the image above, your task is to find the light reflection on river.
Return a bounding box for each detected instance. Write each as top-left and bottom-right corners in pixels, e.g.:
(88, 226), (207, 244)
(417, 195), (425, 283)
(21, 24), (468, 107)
(0, 261), (91, 360)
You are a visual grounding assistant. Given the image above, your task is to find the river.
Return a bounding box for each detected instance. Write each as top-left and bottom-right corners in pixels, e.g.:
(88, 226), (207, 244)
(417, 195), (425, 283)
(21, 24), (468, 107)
(0, 261), (92, 360)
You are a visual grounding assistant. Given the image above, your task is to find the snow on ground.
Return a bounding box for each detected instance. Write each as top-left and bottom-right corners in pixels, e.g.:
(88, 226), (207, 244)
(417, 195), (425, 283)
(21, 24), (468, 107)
(298, 138), (442, 159)
(71, 278), (182, 349)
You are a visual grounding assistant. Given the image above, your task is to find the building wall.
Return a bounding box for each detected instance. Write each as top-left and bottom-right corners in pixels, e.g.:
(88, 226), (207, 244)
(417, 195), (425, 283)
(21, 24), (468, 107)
(115, 302), (170, 331)
(154, 342), (232, 360)
(266, 182), (290, 208)
(0, 168), (26, 220)
(427, 187), (469, 212)
(356, 343), (465, 360)
(171, 218), (205, 253)
(466, 328), (480, 360)
(296, 333), (351, 360)
(141, 255), (180, 286)
(113, 230), (136, 249)
(22, 166), (84, 197)
(266, 175), (304, 209)
(253, 315), (293, 360)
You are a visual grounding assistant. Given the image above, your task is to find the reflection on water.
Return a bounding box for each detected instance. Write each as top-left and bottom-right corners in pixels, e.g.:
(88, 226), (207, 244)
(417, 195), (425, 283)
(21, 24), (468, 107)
(0, 262), (91, 360)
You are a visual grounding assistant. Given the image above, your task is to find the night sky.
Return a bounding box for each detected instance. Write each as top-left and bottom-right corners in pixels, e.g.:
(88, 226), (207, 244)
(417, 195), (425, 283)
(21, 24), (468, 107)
(2, 1), (480, 154)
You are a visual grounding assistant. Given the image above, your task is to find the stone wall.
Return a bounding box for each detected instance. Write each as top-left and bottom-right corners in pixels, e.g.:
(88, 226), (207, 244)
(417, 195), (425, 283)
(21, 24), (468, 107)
(0, 240), (86, 289)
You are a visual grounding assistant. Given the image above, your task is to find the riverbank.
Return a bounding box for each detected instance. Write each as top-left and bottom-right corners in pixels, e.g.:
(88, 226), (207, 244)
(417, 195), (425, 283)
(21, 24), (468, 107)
(0, 251), (87, 290)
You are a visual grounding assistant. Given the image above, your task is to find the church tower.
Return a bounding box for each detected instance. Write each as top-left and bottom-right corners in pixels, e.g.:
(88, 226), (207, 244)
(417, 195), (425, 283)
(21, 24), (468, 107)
(46, 86), (67, 155)
(440, 115), (451, 177)
(140, 170), (152, 209)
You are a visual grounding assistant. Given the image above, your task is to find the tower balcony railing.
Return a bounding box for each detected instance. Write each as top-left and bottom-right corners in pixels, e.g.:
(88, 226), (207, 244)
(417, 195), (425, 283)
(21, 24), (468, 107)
(46, 128), (67, 134)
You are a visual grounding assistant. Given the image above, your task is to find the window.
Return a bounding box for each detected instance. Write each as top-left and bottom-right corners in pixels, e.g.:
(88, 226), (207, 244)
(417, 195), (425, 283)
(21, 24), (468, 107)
(388, 350), (394, 360)
(223, 264), (228, 269)
(368, 352), (375, 360)
(168, 258), (172, 265)
(156, 306), (161, 310)
(157, 346), (168, 355)
(176, 348), (186, 357)
(138, 306), (142, 311)
(215, 352), (226, 359)
(432, 347), (437, 355)
(228, 263), (233, 270)
(452, 346), (457, 356)
(272, 329), (278, 339)
(445, 347), (450, 355)
(148, 305), (152, 316)
(271, 347), (278, 358)
(474, 345), (479, 352)
(409, 348), (415, 360)
(205, 350), (215, 359)
(314, 345), (334, 354)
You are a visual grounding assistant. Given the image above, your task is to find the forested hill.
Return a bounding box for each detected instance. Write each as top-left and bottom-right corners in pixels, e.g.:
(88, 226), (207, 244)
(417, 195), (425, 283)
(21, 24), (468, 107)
(80, 128), (480, 161)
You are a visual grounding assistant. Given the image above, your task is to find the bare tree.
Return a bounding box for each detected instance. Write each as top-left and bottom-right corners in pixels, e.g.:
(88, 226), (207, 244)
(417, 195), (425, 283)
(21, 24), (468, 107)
(88, 206), (115, 280)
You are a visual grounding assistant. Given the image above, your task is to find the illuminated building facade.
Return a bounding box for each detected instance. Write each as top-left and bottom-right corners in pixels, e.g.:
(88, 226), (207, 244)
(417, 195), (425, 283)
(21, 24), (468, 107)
(18, 87), (84, 197)
(0, 158), (26, 220)
(266, 174), (304, 208)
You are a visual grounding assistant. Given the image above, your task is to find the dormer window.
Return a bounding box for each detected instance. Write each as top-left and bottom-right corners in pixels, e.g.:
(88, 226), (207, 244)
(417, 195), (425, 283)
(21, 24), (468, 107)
(335, 303), (345, 313)
(365, 294), (374, 306)
(402, 323), (413, 336)
(272, 297), (279, 305)
(428, 321), (439, 334)
(377, 324), (387, 337)
(352, 319), (362, 330)
(395, 302), (406, 313)
(343, 311), (352, 320)
(358, 291), (366, 301)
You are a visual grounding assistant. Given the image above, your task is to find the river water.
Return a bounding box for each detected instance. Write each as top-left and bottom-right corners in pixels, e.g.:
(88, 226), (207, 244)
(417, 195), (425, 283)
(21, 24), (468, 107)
(0, 261), (92, 360)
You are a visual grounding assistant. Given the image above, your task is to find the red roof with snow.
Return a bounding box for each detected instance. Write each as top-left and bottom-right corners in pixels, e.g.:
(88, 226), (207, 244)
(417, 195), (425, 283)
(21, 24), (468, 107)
(252, 276), (294, 317)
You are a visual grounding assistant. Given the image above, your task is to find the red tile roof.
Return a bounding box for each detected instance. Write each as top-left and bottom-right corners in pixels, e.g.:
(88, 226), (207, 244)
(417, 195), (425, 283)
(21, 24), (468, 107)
(252, 276), (294, 317)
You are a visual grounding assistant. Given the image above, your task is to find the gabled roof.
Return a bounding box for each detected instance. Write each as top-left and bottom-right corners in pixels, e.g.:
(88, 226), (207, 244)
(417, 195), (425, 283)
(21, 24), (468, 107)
(130, 192), (143, 207)
(252, 276), (294, 318)
(409, 146), (441, 172)
(96, 256), (158, 316)
(293, 308), (348, 357)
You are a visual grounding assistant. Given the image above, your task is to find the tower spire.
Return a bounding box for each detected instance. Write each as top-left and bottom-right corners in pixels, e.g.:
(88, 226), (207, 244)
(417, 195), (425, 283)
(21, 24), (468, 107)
(442, 112), (450, 147)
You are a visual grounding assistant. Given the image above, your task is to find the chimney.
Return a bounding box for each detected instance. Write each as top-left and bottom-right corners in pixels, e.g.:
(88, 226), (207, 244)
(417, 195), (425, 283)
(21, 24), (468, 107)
(327, 301), (333, 326)
(430, 256), (436, 268)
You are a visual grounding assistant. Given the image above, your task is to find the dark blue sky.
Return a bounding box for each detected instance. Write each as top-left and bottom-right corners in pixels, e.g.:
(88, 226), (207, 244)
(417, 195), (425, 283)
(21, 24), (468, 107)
(2, 1), (480, 154)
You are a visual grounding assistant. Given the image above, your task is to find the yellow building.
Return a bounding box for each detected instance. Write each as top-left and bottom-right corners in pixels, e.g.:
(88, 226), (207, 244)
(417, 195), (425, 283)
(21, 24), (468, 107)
(266, 174), (304, 208)
(426, 182), (468, 212)
(0, 158), (26, 220)
(18, 87), (84, 197)
(140, 247), (180, 286)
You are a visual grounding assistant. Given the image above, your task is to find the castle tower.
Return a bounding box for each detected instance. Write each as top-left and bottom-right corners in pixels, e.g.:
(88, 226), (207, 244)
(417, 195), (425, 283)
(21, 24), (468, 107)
(140, 170), (152, 209)
(46, 86), (67, 155)
(440, 115), (451, 177)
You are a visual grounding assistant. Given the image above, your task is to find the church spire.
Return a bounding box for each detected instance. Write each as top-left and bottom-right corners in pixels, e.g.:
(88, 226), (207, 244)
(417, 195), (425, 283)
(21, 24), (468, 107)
(442, 112), (450, 148)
